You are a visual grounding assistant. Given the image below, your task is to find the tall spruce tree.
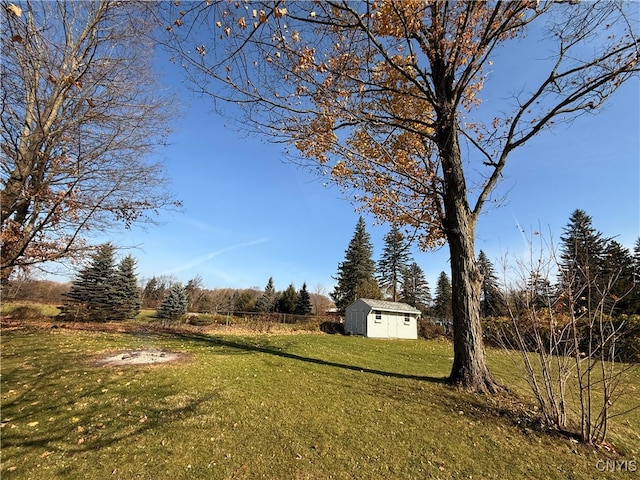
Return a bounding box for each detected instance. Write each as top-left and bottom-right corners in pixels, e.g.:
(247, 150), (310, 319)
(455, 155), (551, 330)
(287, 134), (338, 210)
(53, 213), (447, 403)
(633, 238), (640, 313)
(433, 271), (453, 323)
(400, 262), (431, 313)
(602, 240), (637, 315)
(558, 210), (606, 311)
(477, 251), (505, 317)
(64, 243), (119, 322)
(331, 216), (379, 313)
(295, 283), (312, 315)
(255, 277), (277, 313)
(377, 224), (412, 301)
(114, 255), (141, 319)
(157, 283), (188, 319)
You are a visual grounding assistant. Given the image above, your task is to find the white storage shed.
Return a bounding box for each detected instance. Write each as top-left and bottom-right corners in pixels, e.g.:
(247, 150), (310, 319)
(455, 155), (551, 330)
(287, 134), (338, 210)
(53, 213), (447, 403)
(344, 298), (420, 339)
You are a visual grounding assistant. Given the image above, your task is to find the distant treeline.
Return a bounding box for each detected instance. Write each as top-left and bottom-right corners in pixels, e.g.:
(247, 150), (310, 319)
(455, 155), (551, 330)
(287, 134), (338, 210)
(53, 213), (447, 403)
(2, 277), (335, 318)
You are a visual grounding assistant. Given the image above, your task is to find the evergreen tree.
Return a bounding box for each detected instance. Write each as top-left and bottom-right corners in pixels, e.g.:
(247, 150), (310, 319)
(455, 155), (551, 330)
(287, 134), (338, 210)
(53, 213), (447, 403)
(295, 282), (313, 315)
(558, 209), (606, 310)
(234, 290), (256, 312)
(114, 255), (141, 319)
(377, 225), (412, 301)
(477, 250), (505, 317)
(400, 262), (431, 313)
(633, 238), (640, 313)
(602, 240), (637, 315)
(433, 271), (453, 322)
(157, 283), (188, 319)
(255, 277), (277, 312)
(277, 283), (298, 314)
(64, 243), (119, 322)
(331, 216), (379, 313)
(634, 238), (640, 284)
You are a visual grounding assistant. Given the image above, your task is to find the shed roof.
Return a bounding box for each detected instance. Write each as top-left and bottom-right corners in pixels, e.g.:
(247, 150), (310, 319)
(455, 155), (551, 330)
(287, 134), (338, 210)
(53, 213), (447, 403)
(350, 298), (421, 314)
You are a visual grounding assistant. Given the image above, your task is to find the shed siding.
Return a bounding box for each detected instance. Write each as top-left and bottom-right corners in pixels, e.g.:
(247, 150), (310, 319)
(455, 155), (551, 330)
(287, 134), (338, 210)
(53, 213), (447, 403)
(344, 299), (370, 336)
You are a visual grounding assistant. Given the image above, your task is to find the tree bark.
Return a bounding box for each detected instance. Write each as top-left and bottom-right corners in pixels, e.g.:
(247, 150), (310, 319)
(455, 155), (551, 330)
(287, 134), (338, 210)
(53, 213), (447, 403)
(438, 115), (502, 394)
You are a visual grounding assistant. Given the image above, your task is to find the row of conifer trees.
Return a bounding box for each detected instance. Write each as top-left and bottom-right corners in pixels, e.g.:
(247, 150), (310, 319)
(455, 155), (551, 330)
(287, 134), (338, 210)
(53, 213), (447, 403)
(60, 243), (186, 321)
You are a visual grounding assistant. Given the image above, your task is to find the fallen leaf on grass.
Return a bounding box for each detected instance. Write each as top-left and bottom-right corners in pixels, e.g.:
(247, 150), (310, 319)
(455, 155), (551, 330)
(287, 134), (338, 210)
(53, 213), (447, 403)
(28, 421), (39, 427)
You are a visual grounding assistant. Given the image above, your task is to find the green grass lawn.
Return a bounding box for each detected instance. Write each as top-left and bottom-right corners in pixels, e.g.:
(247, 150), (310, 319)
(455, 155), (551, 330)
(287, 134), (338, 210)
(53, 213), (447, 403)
(1, 325), (638, 479)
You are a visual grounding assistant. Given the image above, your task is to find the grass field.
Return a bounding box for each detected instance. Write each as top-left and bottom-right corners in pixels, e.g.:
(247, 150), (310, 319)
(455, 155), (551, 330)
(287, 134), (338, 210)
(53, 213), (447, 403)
(1, 319), (639, 479)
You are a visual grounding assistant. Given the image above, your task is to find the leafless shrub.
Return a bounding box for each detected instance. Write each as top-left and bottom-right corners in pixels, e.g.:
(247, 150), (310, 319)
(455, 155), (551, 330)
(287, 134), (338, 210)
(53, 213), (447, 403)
(492, 235), (638, 445)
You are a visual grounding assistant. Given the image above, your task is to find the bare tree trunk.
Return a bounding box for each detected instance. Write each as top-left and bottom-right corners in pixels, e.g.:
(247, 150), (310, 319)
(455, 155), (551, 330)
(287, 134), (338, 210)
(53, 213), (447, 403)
(439, 118), (501, 393)
(447, 220), (500, 393)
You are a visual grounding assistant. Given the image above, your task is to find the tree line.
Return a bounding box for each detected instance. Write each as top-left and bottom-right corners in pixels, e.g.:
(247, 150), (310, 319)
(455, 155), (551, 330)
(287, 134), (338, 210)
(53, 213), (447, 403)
(331, 216), (457, 323)
(141, 275), (330, 317)
(332, 217), (428, 313)
(478, 209), (640, 319)
(332, 211), (639, 323)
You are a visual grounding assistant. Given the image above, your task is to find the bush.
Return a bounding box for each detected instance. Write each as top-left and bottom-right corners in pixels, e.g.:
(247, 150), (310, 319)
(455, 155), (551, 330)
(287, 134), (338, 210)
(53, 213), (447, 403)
(418, 319), (446, 339)
(320, 321), (344, 334)
(483, 314), (640, 364)
(187, 315), (213, 326)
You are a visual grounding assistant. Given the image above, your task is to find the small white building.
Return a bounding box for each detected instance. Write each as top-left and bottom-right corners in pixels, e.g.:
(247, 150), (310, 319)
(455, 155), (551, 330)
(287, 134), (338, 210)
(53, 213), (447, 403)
(344, 298), (420, 339)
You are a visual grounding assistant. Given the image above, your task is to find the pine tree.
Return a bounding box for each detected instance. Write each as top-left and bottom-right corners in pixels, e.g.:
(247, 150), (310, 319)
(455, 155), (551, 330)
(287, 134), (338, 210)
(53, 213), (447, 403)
(331, 216), (379, 313)
(64, 243), (118, 322)
(433, 271), (453, 322)
(633, 238), (640, 313)
(295, 282), (312, 315)
(633, 238), (640, 284)
(558, 210), (606, 310)
(157, 283), (188, 319)
(477, 251), (505, 317)
(255, 277), (277, 312)
(112, 255), (141, 319)
(400, 262), (431, 313)
(234, 290), (256, 312)
(602, 240), (637, 315)
(377, 224), (412, 301)
(277, 283), (298, 314)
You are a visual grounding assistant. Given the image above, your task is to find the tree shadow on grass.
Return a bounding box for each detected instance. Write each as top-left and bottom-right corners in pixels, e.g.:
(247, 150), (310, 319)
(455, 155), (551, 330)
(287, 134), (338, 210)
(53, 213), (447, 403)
(173, 331), (447, 384)
(164, 333), (577, 437)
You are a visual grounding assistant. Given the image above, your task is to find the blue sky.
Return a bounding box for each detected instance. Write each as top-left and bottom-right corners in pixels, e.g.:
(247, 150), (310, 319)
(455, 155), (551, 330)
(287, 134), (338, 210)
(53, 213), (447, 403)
(55, 18), (640, 295)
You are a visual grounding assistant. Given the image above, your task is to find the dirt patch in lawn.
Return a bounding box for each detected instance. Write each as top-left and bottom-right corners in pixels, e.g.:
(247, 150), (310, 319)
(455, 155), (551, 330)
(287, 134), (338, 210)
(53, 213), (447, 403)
(95, 349), (187, 366)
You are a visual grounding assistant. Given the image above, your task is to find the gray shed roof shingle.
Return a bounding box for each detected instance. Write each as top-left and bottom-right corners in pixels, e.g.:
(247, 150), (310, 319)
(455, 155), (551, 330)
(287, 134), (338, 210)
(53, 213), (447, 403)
(352, 298), (421, 314)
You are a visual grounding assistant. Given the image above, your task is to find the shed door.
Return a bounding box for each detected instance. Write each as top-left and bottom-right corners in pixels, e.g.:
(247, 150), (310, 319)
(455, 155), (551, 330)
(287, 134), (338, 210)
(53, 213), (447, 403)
(387, 313), (398, 338)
